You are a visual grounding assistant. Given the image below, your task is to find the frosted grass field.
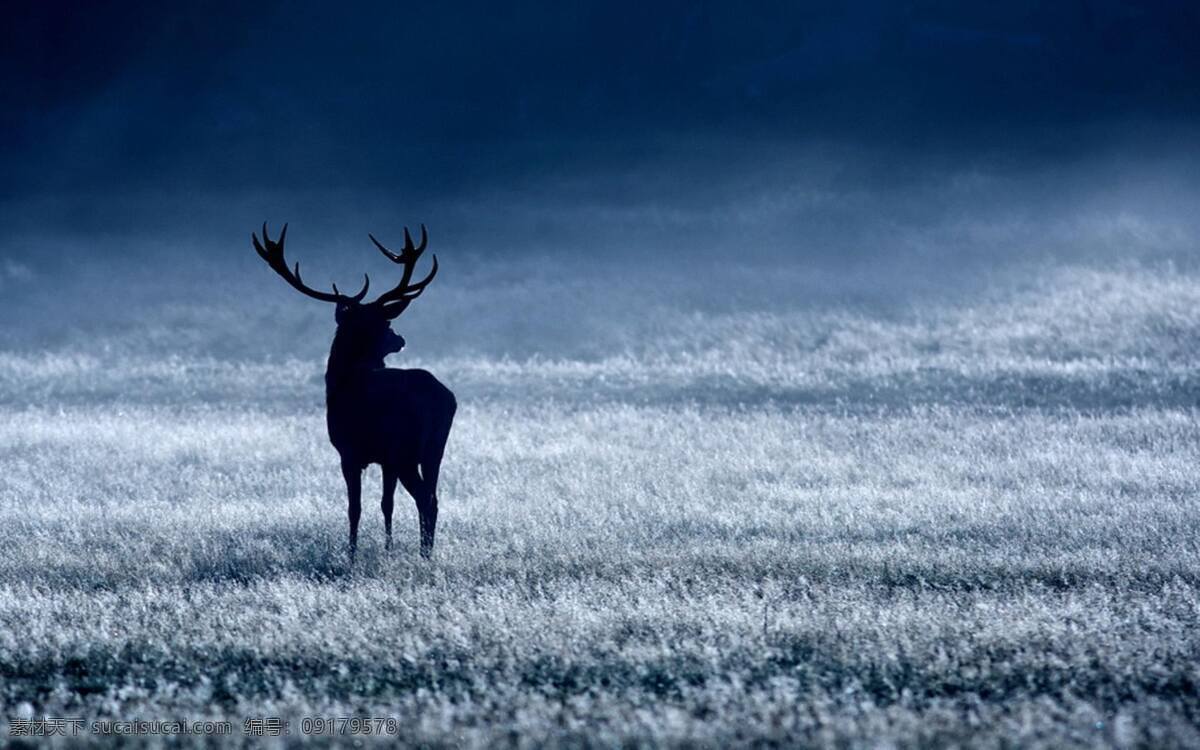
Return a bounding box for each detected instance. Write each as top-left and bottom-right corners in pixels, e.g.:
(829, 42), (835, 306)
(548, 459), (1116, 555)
(1, 259), (1199, 746)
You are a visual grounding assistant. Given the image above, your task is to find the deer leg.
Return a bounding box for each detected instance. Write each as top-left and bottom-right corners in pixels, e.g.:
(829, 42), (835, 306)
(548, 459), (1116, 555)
(342, 462), (362, 561)
(397, 465), (434, 558)
(419, 459), (442, 559)
(420, 493), (439, 559)
(381, 466), (397, 551)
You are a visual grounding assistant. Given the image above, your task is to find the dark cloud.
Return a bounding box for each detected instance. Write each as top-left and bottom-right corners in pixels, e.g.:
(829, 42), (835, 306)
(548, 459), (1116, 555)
(5, 1), (1198, 193)
(1, 1), (1197, 265)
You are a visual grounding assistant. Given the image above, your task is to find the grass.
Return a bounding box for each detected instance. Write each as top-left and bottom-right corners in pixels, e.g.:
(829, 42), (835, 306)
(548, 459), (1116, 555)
(1, 261), (1199, 747)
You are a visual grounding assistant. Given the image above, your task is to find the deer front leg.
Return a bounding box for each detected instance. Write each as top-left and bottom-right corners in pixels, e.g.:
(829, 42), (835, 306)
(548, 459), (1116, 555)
(342, 462), (362, 561)
(381, 467), (397, 551)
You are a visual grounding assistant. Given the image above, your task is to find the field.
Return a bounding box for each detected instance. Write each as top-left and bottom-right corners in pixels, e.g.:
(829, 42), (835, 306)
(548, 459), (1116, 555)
(1, 256), (1199, 747)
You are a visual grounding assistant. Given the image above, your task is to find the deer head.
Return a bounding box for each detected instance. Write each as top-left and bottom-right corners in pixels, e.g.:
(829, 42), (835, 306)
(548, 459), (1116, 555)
(252, 222), (438, 364)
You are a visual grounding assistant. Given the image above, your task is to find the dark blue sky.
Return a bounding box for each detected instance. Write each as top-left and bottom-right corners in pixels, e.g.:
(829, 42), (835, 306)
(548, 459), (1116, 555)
(2, 1), (1198, 259)
(5, 1), (1198, 192)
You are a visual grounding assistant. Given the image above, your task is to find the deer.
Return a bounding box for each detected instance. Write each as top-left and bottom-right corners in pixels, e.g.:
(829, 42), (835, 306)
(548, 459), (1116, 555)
(252, 222), (456, 561)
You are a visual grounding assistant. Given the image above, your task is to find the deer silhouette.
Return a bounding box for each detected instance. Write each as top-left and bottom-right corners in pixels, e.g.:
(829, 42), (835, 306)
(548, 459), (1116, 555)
(252, 223), (456, 560)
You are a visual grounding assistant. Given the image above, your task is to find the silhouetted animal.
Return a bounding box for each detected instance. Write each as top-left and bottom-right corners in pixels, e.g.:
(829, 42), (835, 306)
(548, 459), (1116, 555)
(252, 223), (456, 560)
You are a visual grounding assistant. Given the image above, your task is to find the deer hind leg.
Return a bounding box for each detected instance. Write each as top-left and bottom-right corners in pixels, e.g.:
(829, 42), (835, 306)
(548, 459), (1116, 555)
(415, 424), (450, 559)
(381, 466), (397, 551)
(398, 414), (451, 560)
(397, 464), (435, 559)
(342, 462), (362, 562)
(419, 455), (443, 559)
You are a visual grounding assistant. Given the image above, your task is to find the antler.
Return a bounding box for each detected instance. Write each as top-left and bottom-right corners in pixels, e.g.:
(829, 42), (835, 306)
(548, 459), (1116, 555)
(367, 224), (439, 318)
(252, 222), (369, 304)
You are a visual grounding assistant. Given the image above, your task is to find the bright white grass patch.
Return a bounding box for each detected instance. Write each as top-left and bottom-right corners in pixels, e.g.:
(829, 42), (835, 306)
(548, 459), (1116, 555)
(0, 400), (1198, 745)
(1, 401), (1197, 589)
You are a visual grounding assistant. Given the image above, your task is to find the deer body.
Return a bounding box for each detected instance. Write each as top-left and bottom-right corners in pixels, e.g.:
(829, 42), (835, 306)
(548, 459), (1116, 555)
(326, 367), (455, 470)
(253, 223), (455, 559)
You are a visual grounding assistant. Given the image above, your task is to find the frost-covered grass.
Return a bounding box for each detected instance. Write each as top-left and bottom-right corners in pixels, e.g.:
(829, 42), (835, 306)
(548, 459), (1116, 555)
(1, 261), (1199, 747)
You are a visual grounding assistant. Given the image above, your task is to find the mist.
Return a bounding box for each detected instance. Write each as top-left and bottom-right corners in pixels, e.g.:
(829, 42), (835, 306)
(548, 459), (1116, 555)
(3, 136), (1199, 365)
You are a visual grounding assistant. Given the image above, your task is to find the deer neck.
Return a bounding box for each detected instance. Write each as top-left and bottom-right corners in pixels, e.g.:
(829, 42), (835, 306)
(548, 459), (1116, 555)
(324, 334), (384, 400)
